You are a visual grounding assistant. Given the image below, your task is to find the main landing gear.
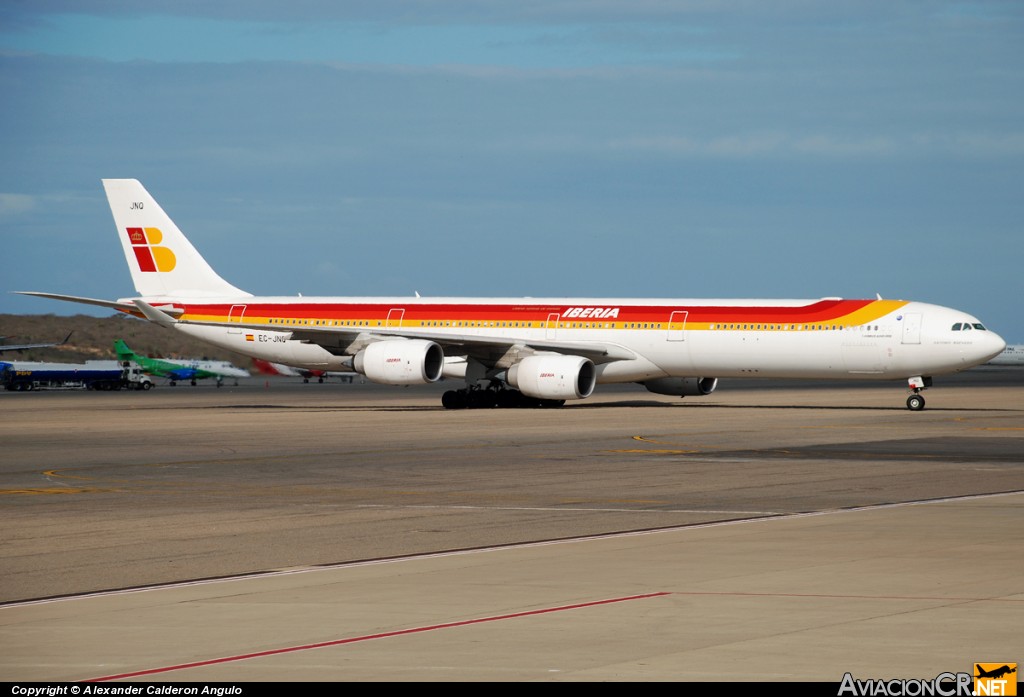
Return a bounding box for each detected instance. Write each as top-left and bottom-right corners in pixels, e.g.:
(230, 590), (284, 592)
(906, 376), (932, 411)
(441, 385), (565, 410)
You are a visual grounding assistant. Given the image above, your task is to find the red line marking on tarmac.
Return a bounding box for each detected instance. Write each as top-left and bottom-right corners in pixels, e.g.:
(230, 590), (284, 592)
(673, 591), (1024, 603)
(86, 591), (670, 682)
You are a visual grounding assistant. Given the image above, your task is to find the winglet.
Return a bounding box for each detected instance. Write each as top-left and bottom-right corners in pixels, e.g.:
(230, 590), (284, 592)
(133, 299), (179, 328)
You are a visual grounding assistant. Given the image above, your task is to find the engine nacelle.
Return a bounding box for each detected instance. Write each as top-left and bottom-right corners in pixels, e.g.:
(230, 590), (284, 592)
(507, 355), (596, 400)
(642, 377), (718, 397)
(353, 340), (444, 385)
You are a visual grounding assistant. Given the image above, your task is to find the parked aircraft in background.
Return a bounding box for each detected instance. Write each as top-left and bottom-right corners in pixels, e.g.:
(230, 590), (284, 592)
(251, 359), (356, 383)
(113, 339), (250, 386)
(0, 332), (72, 353)
(985, 344), (1024, 366)
(19, 179), (1006, 410)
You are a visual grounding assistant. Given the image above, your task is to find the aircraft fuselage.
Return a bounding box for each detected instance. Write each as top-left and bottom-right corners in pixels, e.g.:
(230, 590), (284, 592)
(117, 295), (1003, 383)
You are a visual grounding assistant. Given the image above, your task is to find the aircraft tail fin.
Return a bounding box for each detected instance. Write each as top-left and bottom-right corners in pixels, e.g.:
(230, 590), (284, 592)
(113, 339), (133, 361)
(102, 179), (252, 300)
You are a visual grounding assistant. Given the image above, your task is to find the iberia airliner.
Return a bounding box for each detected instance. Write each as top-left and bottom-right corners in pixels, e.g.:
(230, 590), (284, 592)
(20, 179), (1005, 410)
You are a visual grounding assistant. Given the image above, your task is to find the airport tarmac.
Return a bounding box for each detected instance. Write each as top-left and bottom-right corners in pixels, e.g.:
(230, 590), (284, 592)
(1, 371), (1022, 682)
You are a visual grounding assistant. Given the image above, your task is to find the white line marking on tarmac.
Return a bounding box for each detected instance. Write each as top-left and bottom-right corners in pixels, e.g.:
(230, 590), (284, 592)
(3, 489), (1019, 610)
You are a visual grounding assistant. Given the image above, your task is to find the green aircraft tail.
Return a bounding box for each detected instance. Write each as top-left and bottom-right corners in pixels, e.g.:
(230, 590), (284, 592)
(113, 339), (135, 361)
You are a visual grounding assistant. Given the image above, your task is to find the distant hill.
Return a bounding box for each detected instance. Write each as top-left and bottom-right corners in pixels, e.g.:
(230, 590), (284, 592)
(0, 313), (254, 367)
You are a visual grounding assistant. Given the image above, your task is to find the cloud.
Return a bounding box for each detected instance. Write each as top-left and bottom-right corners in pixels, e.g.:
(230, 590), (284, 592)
(0, 193), (36, 217)
(1, 5), (1022, 340)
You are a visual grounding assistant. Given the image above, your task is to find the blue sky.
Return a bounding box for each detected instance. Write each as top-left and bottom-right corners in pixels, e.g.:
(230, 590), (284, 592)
(2, 1), (1022, 341)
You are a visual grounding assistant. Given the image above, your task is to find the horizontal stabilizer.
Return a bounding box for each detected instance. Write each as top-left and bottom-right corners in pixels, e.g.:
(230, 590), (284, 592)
(132, 299), (179, 328)
(15, 291), (138, 313)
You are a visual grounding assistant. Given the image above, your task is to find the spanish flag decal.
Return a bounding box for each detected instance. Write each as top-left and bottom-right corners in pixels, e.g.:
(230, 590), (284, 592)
(245, 334), (254, 342)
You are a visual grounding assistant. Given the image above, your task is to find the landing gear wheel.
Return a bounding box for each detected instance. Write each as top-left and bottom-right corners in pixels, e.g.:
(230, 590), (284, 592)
(442, 386), (568, 410)
(468, 389), (497, 409)
(442, 390), (466, 410)
(906, 394), (925, 411)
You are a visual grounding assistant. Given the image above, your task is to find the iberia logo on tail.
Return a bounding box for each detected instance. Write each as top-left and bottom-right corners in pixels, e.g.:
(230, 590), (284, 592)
(126, 227), (176, 272)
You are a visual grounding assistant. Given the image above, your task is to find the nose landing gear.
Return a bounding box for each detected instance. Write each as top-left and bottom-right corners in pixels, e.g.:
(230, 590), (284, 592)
(906, 376), (932, 411)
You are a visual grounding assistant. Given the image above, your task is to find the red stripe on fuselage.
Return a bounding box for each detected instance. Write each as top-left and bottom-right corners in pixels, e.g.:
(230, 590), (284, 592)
(175, 299), (875, 325)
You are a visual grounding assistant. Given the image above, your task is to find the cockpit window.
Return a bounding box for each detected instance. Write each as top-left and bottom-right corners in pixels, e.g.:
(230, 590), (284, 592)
(972, 323), (987, 331)
(952, 323), (962, 331)
(963, 323), (972, 331)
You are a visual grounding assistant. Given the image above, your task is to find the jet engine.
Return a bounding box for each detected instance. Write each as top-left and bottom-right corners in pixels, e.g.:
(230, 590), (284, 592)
(507, 355), (596, 400)
(353, 339), (444, 385)
(642, 377), (718, 397)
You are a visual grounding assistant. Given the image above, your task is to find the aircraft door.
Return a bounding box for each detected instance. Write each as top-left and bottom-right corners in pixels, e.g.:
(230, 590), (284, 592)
(667, 311), (688, 341)
(901, 313), (922, 345)
(387, 309), (405, 328)
(546, 313), (560, 340)
(227, 304), (247, 334)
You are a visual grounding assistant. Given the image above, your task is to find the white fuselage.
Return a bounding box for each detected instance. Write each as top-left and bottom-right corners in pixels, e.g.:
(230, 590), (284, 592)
(119, 295), (1006, 386)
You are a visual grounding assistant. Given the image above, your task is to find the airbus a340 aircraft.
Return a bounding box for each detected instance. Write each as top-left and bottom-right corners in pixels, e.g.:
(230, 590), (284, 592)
(19, 179), (1005, 410)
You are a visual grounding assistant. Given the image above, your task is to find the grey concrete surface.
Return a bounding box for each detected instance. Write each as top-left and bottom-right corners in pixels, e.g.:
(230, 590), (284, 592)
(1, 372), (1022, 681)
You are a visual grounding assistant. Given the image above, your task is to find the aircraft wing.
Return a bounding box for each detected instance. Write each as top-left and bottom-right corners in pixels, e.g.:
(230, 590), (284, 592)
(127, 301), (637, 372)
(296, 326), (637, 364)
(0, 332), (73, 353)
(128, 301), (637, 365)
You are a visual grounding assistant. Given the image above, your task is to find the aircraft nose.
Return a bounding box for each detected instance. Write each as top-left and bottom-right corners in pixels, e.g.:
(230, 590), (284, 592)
(982, 329), (1007, 362)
